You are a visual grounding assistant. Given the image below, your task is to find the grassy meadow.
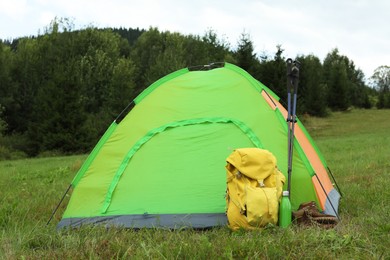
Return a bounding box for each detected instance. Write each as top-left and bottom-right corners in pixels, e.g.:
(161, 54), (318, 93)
(1, 109), (389, 259)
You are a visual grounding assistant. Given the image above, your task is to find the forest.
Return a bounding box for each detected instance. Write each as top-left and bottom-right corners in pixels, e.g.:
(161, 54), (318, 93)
(0, 19), (389, 159)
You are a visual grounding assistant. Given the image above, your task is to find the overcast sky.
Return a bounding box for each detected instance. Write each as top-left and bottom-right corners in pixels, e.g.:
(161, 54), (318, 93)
(0, 0), (389, 78)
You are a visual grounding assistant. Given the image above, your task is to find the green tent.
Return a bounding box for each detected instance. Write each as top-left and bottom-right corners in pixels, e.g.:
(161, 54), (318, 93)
(58, 62), (340, 229)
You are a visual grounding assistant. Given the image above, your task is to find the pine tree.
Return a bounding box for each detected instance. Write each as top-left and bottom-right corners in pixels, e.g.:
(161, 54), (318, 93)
(297, 55), (327, 116)
(323, 49), (350, 111)
(234, 32), (259, 76)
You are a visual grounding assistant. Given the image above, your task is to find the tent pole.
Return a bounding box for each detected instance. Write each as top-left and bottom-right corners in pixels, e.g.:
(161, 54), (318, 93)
(47, 184), (72, 225)
(115, 101), (135, 124)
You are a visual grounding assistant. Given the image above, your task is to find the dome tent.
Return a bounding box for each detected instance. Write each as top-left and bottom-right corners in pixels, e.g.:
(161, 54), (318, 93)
(57, 62), (340, 229)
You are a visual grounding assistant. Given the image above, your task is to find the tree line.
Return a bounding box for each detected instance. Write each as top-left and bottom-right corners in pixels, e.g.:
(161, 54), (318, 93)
(0, 19), (388, 159)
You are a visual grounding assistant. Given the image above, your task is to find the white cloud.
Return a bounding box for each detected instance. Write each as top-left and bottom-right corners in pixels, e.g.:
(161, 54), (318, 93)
(0, 0), (29, 17)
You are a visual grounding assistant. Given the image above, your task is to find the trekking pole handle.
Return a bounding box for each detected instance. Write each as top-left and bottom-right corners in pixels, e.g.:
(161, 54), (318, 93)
(291, 60), (300, 87)
(287, 59), (300, 86)
(286, 58), (293, 85)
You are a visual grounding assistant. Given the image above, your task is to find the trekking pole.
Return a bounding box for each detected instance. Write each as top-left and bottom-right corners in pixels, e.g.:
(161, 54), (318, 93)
(286, 59), (293, 195)
(285, 58), (293, 197)
(279, 59), (294, 228)
(287, 59), (300, 197)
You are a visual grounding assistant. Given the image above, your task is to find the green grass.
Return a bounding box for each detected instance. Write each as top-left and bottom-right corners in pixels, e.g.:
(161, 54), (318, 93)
(1, 109), (390, 259)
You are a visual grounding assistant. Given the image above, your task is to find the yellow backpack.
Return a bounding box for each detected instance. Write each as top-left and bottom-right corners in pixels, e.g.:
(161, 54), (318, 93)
(226, 148), (286, 231)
